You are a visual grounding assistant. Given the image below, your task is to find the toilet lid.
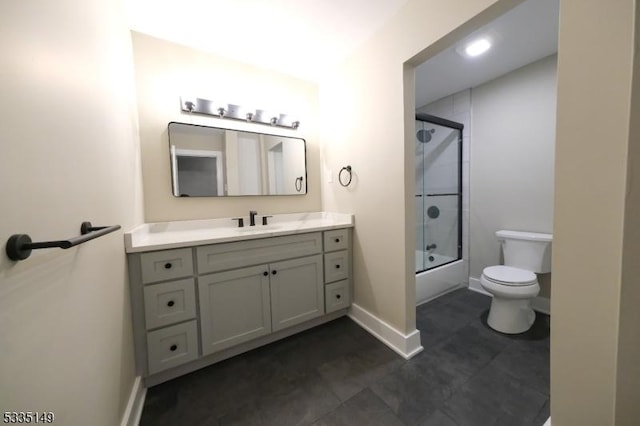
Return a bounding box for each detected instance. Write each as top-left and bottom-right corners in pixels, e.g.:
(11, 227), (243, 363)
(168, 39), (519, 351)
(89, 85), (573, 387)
(483, 265), (537, 286)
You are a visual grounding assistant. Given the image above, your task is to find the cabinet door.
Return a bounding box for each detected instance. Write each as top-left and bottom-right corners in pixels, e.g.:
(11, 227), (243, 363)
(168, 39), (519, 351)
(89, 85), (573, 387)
(199, 265), (271, 356)
(270, 255), (324, 332)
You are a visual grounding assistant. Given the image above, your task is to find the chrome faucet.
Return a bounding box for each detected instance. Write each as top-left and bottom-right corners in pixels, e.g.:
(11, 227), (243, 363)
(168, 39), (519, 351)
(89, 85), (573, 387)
(249, 210), (258, 226)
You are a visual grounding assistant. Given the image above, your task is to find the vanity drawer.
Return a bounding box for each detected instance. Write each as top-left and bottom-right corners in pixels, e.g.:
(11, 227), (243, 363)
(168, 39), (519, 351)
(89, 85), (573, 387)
(140, 248), (193, 284)
(323, 229), (349, 252)
(147, 320), (199, 375)
(324, 250), (349, 283)
(325, 280), (350, 313)
(143, 278), (196, 330)
(197, 232), (322, 274)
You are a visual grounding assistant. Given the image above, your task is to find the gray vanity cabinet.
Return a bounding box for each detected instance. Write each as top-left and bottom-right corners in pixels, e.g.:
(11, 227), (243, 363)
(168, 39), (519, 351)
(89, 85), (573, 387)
(199, 254), (324, 356)
(199, 265), (272, 355)
(127, 228), (352, 386)
(269, 255), (324, 332)
(323, 229), (351, 313)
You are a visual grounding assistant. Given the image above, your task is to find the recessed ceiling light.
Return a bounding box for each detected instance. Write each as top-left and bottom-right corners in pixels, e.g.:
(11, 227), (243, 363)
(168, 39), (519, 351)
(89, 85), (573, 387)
(464, 38), (492, 57)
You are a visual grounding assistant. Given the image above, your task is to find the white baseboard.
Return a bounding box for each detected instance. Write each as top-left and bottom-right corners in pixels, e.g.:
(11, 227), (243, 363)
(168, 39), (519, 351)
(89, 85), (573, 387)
(468, 277), (489, 295)
(120, 376), (146, 426)
(348, 303), (423, 359)
(468, 277), (550, 315)
(531, 297), (550, 315)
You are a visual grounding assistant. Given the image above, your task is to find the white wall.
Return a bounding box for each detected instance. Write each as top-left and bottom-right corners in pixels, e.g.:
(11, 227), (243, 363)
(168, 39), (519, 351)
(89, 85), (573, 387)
(0, 0), (143, 425)
(469, 54), (556, 296)
(131, 32), (321, 222)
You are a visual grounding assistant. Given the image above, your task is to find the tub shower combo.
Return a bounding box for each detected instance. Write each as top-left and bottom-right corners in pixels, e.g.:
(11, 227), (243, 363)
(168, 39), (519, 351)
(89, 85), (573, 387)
(415, 113), (466, 304)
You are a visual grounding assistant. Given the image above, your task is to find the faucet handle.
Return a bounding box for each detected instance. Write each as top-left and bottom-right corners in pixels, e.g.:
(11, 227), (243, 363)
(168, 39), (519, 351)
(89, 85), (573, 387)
(232, 217), (244, 228)
(262, 215), (273, 226)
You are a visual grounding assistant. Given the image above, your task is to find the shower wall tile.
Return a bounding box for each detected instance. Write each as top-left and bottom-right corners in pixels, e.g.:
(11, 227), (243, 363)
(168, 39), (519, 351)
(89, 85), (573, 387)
(453, 89), (471, 114)
(462, 161), (470, 210)
(450, 112), (470, 128)
(462, 209), (470, 260)
(425, 96), (454, 117)
(462, 138), (470, 163)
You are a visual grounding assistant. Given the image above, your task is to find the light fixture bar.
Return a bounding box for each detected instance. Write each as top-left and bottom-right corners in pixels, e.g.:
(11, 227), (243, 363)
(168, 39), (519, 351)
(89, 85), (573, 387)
(180, 96), (300, 129)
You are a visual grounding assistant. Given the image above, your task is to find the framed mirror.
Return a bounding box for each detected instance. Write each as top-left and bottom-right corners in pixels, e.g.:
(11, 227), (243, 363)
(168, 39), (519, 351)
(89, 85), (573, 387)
(168, 122), (307, 197)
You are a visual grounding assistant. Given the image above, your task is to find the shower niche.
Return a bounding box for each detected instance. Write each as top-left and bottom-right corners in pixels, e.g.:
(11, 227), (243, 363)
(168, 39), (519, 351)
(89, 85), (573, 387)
(415, 113), (463, 273)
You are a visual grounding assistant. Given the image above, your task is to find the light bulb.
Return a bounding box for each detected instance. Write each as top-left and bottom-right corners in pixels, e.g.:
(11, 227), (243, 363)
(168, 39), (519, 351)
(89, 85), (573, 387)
(465, 38), (491, 57)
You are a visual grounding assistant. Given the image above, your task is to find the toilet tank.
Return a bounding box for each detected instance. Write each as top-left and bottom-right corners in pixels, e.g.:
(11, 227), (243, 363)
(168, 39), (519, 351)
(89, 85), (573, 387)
(496, 230), (552, 273)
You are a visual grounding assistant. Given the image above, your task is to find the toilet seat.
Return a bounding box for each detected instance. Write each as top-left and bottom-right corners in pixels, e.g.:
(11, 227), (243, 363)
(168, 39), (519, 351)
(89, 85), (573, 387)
(482, 265), (537, 286)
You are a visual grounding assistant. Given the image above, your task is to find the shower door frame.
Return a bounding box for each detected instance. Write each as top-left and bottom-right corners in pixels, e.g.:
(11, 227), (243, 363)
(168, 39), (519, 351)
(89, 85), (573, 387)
(415, 112), (464, 272)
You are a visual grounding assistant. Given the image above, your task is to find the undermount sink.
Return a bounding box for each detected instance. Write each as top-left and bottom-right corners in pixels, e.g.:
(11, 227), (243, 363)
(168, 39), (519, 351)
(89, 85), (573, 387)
(235, 225), (281, 232)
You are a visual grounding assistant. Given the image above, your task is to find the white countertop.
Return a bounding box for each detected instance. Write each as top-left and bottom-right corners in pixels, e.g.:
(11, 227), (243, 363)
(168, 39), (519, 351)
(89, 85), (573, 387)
(124, 212), (354, 253)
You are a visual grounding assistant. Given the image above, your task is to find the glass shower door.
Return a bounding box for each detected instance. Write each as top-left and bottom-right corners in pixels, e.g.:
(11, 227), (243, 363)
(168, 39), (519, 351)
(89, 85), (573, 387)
(415, 114), (463, 273)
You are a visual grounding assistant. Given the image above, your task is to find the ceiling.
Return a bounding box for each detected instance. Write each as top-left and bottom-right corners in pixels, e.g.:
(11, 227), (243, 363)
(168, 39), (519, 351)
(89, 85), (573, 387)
(127, 0), (558, 105)
(127, 0), (409, 82)
(415, 0), (559, 107)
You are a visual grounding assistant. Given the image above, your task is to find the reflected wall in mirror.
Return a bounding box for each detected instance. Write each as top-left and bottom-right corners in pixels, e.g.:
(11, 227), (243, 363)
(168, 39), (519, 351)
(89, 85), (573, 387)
(168, 122), (307, 197)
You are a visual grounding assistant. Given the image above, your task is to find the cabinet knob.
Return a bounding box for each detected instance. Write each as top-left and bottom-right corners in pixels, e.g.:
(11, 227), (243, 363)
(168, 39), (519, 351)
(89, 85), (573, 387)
(335, 238), (340, 243)
(263, 271), (268, 276)
(335, 264), (341, 269)
(336, 294), (342, 299)
(164, 263), (172, 269)
(272, 270), (277, 275)
(170, 344), (177, 351)
(167, 300), (175, 307)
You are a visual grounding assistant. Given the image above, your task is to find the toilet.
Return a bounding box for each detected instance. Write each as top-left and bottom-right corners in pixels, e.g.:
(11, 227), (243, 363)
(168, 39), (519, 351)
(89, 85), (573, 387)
(480, 230), (552, 334)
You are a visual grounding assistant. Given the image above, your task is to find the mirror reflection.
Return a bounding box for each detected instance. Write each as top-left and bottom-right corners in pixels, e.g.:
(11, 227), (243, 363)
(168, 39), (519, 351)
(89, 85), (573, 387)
(168, 122), (307, 197)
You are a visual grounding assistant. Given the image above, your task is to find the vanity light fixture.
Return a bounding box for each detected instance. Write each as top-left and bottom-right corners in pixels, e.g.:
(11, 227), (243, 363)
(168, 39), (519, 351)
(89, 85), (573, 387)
(180, 96), (300, 129)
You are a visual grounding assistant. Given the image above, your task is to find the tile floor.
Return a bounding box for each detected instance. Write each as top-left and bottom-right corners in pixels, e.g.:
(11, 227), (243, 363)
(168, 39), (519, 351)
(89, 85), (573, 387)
(140, 289), (550, 426)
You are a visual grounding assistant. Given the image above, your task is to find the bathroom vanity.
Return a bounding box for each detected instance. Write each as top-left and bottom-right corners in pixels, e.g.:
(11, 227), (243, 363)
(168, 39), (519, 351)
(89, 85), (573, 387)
(124, 212), (353, 386)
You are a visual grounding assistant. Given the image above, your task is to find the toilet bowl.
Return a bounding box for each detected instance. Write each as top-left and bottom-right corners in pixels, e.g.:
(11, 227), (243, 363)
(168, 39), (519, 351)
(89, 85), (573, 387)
(480, 230), (552, 334)
(481, 265), (540, 334)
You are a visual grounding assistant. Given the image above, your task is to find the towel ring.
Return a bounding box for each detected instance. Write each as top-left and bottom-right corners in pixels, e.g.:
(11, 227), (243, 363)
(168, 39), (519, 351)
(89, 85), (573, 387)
(338, 165), (353, 187)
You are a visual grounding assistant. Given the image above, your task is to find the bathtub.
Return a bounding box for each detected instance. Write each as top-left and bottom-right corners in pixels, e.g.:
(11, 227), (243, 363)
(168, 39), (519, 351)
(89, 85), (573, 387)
(416, 250), (468, 305)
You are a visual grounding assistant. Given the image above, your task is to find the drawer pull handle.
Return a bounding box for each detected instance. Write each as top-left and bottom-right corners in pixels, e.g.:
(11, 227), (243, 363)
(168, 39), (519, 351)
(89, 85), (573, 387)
(272, 270), (277, 275)
(167, 300), (175, 307)
(263, 271), (268, 276)
(170, 344), (178, 352)
(335, 264), (341, 269)
(164, 263), (172, 269)
(336, 294), (341, 299)
(334, 238), (340, 243)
